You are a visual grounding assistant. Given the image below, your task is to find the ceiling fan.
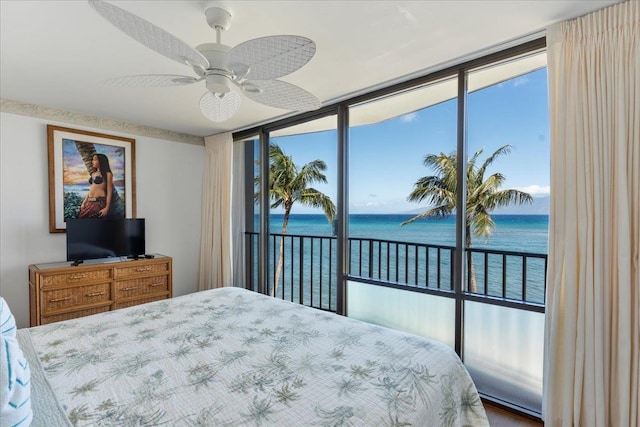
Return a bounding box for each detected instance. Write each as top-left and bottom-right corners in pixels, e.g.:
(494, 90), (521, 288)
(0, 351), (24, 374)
(88, 0), (321, 123)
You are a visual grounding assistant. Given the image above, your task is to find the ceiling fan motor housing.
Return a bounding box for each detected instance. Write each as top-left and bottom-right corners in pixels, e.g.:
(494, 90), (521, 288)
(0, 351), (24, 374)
(205, 74), (231, 94)
(196, 43), (230, 69)
(196, 43), (233, 93)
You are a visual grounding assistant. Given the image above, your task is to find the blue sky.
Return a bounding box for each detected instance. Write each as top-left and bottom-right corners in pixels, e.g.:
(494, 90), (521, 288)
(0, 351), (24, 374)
(271, 68), (550, 215)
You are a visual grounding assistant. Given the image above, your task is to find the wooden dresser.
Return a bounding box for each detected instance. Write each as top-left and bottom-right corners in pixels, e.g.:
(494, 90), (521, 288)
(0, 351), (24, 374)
(28, 255), (172, 326)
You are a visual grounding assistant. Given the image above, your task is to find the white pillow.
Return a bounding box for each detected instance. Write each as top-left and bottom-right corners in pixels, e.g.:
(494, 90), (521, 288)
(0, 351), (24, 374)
(0, 297), (32, 427)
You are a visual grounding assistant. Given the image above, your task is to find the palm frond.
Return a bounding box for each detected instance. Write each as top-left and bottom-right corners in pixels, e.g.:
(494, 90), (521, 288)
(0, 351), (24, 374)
(270, 199), (284, 210)
(467, 173), (505, 204)
(291, 160), (328, 190)
(469, 209), (495, 237)
(423, 152), (457, 180)
(467, 148), (484, 171)
(299, 188), (336, 221)
(401, 204), (452, 225)
(484, 189), (533, 210)
(476, 145), (511, 181)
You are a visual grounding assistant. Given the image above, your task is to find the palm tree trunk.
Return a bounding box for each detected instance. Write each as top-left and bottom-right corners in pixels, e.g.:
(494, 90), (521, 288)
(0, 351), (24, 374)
(272, 207), (291, 297)
(75, 142), (97, 173)
(272, 236), (284, 297)
(466, 225), (477, 292)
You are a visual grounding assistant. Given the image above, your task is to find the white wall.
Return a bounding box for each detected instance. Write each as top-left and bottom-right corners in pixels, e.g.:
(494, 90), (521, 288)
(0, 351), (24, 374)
(0, 112), (205, 328)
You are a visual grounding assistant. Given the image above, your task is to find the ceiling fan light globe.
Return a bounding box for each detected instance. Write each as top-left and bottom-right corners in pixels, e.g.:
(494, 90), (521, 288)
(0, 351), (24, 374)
(200, 90), (241, 122)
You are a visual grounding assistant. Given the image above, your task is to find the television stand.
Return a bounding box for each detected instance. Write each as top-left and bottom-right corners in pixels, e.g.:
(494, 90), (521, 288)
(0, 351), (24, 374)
(127, 254), (154, 260)
(28, 255), (172, 326)
(70, 259), (84, 267)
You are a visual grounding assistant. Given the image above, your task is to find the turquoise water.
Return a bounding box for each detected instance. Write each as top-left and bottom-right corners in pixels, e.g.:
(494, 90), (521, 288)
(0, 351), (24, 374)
(256, 214), (548, 309)
(271, 214), (548, 253)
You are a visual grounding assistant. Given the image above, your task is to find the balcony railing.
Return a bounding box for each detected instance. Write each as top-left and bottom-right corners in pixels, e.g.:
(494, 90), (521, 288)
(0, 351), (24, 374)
(245, 230), (547, 415)
(245, 231), (547, 311)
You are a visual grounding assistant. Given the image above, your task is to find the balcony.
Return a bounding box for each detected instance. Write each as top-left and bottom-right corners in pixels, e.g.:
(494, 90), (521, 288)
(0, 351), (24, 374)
(245, 231), (546, 415)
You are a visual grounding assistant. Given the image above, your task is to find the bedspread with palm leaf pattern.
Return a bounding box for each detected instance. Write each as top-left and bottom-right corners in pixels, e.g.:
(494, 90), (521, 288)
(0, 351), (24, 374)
(19, 287), (488, 426)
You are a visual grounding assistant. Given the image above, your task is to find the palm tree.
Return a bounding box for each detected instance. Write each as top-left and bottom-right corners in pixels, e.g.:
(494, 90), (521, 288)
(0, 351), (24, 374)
(402, 145), (533, 292)
(263, 143), (336, 296)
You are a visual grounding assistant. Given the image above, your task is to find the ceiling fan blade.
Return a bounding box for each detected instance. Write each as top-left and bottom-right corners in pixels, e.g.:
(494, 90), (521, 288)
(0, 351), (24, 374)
(200, 90), (241, 122)
(227, 35), (316, 80)
(242, 80), (321, 111)
(102, 74), (201, 88)
(88, 0), (209, 69)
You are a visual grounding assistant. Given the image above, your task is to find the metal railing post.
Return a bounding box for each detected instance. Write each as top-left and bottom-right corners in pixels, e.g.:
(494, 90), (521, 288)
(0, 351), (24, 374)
(453, 69), (468, 358)
(336, 105), (349, 316)
(258, 130), (270, 296)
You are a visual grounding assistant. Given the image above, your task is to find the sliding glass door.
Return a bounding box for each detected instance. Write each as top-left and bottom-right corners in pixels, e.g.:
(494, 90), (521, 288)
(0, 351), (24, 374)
(346, 76), (459, 348)
(238, 39), (549, 416)
(267, 117), (339, 311)
(464, 51), (549, 413)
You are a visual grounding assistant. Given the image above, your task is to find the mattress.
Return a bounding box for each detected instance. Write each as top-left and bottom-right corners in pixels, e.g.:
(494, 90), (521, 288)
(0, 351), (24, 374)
(18, 287), (488, 426)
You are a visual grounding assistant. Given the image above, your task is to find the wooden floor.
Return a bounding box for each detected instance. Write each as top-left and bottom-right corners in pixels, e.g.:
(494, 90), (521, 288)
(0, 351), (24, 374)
(484, 402), (543, 426)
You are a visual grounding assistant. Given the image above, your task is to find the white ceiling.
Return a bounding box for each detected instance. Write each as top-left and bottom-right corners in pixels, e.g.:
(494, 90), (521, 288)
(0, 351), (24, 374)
(0, 0), (620, 139)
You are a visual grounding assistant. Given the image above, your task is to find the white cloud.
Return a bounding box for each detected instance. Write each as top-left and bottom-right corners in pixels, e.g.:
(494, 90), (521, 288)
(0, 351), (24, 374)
(513, 76), (530, 87)
(352, 201), (385, 208)
(400, 112), (418, 123)
(498, 76), (530, 88)
(517, 184), (550, 196)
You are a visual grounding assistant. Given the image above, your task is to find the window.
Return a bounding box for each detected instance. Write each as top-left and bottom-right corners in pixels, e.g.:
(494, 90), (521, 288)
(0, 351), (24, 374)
(239, 38), (548, 417)
(347, 76), (459, 348)
(464, 51), (549, 413)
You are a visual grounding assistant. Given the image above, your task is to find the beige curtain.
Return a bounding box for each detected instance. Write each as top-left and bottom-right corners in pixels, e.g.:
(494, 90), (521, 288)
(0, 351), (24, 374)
(198, 132), (234, 290)
(544, 2), (639, 426)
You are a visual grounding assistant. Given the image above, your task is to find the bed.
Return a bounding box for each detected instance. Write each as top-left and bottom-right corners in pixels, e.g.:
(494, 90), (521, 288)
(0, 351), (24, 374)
(16, 287), (489, 426)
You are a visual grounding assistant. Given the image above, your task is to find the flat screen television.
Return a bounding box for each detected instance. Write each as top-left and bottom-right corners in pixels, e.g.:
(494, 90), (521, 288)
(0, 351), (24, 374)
(66, 218), (145, 262)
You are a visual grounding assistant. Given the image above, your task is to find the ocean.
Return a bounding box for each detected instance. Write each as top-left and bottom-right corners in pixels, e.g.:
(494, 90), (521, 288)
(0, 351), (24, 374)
(256, 214), (548, 308)
(64, 183), (126, 199)
(270, 214), (548, 253)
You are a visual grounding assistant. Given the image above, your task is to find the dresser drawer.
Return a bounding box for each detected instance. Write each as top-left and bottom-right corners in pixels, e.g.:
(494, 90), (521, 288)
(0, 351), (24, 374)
(113, 295), (168, 310)
(115, 276), (169, 300)
(41, 306), (111, 325)
(41, 283), (112, 315)
(115, 261), (169, 279)
(41, 269), (112, 289)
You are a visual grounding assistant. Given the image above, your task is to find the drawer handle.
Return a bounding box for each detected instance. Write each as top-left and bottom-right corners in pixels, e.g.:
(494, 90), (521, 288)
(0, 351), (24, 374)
(69, 274), (87, 280)
(150, 283), (163, 287)
(134, 267), (151, 272)
(86, 291), (105, 297)
(49, 296), (72, 303)
(121, 287), (137, 292)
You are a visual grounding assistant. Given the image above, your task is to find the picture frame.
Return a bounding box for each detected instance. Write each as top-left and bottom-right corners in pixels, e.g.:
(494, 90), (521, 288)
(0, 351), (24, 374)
(47, 125), (136, 233)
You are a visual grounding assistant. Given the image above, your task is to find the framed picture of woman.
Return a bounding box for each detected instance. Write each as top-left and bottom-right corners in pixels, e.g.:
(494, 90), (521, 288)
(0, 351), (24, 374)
(47, 125), (136, 233)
